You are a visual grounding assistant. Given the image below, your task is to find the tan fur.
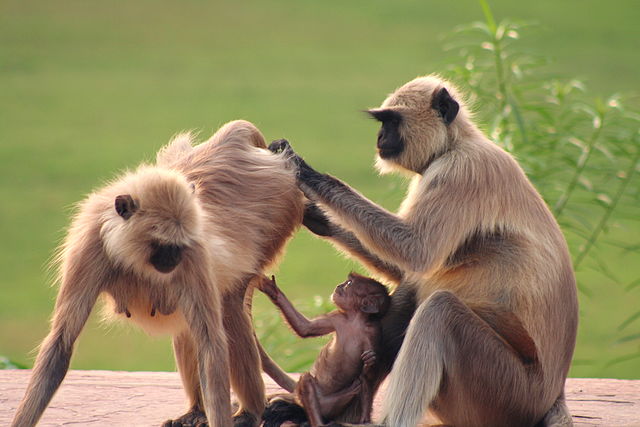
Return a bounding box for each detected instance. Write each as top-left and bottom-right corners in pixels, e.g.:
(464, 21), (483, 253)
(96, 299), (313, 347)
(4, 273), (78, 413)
(11, 120), (304, 427)
(292, 76), (578, 426)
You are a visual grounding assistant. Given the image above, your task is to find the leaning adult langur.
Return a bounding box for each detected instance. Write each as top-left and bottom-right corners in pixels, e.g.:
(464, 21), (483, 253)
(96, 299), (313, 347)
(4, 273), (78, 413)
(269, 75), (578, 427)
(12, 120), (304, 427)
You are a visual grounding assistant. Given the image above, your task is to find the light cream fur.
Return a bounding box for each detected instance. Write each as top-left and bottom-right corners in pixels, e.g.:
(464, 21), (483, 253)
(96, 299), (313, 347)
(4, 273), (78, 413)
(12, 120), (304, 427)
(296, 76), (578, 427)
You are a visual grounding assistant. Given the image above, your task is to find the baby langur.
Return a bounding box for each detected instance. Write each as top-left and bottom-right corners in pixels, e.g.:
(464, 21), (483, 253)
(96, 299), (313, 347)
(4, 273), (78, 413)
(257, 273), (390, 427)
(11, 120), (304, 427)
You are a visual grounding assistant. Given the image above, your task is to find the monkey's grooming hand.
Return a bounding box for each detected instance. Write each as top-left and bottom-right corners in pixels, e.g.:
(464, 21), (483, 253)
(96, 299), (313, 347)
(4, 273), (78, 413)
(303, 202), (334, 237)
(257, 275), (280, 301)
(361, 350), (376, 372)
(268, 139), (321, 191)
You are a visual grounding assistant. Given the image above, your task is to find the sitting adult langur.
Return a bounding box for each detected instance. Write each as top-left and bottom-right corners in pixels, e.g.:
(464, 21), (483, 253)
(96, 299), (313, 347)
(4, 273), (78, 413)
(257, 273), (390, 427)
(11, 120), (304, 427)
(268, 75), (578, 427)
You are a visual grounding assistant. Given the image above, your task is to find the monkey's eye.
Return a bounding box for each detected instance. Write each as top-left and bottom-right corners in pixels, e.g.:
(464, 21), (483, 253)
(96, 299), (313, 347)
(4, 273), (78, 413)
(367, 108), (403, 125)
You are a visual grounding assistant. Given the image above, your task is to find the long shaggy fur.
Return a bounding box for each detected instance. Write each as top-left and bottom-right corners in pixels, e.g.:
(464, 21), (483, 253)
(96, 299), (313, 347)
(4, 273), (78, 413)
(290, 75), (578, 426)
(12, 120), (304, 427)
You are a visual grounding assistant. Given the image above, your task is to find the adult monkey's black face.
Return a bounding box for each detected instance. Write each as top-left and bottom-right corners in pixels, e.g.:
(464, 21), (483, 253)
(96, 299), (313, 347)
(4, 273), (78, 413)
(149, 242), (184, 273)
(368, 108), (404, 159)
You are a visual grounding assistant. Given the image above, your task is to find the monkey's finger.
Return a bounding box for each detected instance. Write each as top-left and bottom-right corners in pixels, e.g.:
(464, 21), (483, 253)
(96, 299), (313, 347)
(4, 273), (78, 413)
(268, 138), (292, 154)
(302, 203), (333, 237)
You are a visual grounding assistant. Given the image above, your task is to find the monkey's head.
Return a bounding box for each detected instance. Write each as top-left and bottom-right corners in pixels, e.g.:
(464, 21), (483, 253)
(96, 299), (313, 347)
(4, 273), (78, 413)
(102, 167), (203, 277)
(332, 272), (391, 318)
(368, 75), (467, 175)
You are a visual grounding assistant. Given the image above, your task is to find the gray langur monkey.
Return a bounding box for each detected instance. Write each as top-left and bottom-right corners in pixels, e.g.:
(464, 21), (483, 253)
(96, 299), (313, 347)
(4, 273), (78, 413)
(268, 75), (578, 427)
(11, 120), (305, 427)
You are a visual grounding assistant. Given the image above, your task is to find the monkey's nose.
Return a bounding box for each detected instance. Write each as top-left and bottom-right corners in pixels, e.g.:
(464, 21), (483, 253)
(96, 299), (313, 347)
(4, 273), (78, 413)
(149, 243), (183, 273)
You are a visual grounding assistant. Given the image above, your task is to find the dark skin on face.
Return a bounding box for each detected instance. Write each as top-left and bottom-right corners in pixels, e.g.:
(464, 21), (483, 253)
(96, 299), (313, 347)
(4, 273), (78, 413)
(258, 274), (389, 427)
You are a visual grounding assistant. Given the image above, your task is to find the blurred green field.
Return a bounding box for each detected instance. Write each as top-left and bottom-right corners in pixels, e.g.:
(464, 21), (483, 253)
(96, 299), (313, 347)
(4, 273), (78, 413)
(1, 0), (639, 379)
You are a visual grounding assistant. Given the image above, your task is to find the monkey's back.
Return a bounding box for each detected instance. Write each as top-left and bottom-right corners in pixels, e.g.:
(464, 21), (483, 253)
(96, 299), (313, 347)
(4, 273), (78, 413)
(163, 120), (304, 291)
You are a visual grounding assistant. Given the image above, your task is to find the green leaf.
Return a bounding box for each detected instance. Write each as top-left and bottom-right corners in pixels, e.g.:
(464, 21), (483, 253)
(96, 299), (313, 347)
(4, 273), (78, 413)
(626, 278), (640, 291)
(605, 352), (640, 367)
(618, 310), (640, 331)
(614, 334), (640, 345)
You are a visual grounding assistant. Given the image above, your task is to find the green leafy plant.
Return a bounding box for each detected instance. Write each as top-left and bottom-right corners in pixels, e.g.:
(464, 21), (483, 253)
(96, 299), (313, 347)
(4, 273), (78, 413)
(0, 355), (27, 369)
(444, 0), (640, 371)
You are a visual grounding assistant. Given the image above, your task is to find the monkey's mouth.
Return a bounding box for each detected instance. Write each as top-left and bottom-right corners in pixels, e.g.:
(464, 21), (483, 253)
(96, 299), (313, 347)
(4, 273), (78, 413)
(149, 243), (183, 274)
(377, 145), (404, 159)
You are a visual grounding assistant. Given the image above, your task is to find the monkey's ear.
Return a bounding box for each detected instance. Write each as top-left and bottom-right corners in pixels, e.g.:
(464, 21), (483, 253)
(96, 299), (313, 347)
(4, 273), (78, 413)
(366, 108), (402, 124)
(431, 87), (459, 125)
(115, 194), (138, 220)
(360, 296), (380, 314)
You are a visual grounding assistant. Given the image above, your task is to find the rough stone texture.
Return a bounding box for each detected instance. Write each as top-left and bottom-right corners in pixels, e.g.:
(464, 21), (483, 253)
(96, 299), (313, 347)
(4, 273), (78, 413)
(0, 370), (638, 426)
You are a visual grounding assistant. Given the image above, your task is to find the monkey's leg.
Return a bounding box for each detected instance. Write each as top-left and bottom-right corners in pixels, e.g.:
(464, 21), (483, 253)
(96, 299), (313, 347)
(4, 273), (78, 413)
(312, 378), (362, 421)
(162, 331), (208, 427)
(12, 284), (99, 427)
(382, 290), (546, 427)
(223, 290), (265, 426)
(295, 373), (326, 427)
(181, 277), (232, 427)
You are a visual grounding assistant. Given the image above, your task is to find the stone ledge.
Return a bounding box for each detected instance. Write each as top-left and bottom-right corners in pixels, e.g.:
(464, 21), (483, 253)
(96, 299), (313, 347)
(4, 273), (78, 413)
(0, 370), (638, 426)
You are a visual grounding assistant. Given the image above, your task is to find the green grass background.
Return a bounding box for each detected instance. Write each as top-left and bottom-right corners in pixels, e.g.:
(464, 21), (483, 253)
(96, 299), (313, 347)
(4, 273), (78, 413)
(1, 0), (638, 378)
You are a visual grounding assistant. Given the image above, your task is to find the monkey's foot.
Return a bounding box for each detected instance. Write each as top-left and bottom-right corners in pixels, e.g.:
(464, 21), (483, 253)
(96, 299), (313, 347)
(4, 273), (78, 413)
(233, 411), (258, 427)
(162, 408), (208, 427)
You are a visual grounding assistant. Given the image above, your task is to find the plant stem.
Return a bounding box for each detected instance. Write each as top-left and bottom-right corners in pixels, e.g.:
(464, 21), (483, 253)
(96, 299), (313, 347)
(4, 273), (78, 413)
(480, 1), (508, 111)
(573, 137), (640, 269)
(553, 112), (605, 216)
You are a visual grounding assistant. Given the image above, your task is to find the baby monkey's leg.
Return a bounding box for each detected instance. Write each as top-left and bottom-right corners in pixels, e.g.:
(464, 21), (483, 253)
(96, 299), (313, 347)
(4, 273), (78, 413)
(296, 373), (361, 426)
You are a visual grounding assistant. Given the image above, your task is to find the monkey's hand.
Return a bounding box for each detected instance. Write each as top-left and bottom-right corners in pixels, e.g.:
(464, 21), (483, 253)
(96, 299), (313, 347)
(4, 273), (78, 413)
(268, 138), (293, 155)
(268, 139), (321, 194)
(361, 350), (376, 372)
(303, 202), (334, 237)
(257, 275), (280, 301)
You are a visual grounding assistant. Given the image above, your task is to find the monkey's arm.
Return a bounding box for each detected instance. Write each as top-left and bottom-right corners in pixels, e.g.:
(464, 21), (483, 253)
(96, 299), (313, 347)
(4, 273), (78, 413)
(12, 241), (103, 427)
(258, 276), (335, 338)
(304, 203), (403, 283)
(300, 163), (427, 271)
(284, 143), (473, 273)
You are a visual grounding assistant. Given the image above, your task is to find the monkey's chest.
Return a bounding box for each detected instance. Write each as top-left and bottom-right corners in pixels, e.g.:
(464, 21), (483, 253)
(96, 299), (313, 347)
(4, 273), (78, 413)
(102, 282), (187, 336)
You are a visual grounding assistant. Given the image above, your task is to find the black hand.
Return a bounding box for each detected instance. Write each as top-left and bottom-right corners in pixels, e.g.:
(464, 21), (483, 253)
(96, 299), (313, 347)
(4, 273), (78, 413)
(302, 202), (333, 237)
(268, 139), (292, 154)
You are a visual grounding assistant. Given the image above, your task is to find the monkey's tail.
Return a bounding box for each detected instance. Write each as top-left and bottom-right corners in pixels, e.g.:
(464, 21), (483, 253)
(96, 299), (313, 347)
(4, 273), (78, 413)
(262, 395), (308, 427)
